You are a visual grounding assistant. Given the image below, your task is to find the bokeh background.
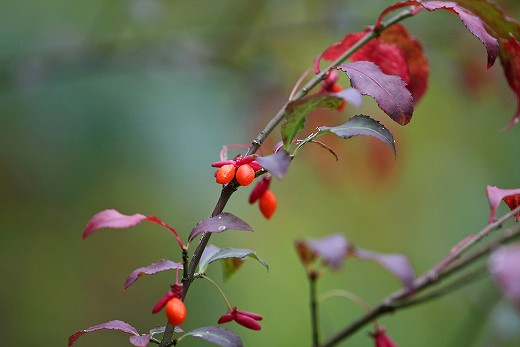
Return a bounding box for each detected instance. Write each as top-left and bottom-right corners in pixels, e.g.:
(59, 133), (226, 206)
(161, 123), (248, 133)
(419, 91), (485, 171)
(2, 0), (520, 346)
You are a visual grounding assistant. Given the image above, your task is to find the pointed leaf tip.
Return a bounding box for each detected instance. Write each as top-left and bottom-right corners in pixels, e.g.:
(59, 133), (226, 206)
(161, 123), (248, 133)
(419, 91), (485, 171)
(355, 249), (415, 289)
(83, 209), (147, 239)
(486, 185), (520, 223)
(68, 320), (139, 347)
(124, 259), (183, 289)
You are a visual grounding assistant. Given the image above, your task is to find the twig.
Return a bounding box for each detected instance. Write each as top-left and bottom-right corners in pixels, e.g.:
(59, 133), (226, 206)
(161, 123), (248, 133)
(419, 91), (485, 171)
(318, 215), (520, 347)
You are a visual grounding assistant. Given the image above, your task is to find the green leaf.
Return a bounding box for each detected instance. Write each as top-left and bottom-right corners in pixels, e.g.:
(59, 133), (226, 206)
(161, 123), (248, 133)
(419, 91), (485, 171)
(317, 114), (396, 157)
(281, 94), (343, 150)
(198, 247), (269, 274)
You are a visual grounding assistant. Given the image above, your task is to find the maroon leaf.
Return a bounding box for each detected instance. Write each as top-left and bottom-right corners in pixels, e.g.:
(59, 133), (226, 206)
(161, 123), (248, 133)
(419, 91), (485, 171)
(335, 62), (414, 125)
(83, 209), (147, 239)
(355, 249), (415, 289)
(124, 259), (183, 290)
(188, 213), (253, 243)
(489, 242), (520, 309)
(255, 150), (291, 179)
(421, 1), (499, 68)
(318, 31), (410, 84)
(180, 326), (243, 347)
(499, 37), (520, 129)
(301, 233), (352, 269)
(486, 185), (520, 223)
(129, 335), (150, 347)
(379, 24), (429, 104)
(68, 320), (139, 347)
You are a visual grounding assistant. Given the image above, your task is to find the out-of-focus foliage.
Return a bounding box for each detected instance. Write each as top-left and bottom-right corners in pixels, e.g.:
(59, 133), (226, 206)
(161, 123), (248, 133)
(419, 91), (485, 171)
(1, 0), (520, 346)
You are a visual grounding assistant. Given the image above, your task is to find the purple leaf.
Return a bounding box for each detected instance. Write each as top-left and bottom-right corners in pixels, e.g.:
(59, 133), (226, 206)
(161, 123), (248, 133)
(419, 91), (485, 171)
(336, 87), (363, 108)
(489, 243), (520, 309)
(83, 209), (147, 239)
(318, 115), (396, 157)
(124, 259), (183, 290)
(486, 185), (520, 223)
(129, 335), (150, 347)
(180, 326), (243, 347)
(303, 233), (351, 269)
(421, 1), (498, 68)
(188, 213), (253, 243)
(355, 249), (415, 289)
(255, 150), (291, 179)
(68, 320), (139, 347)
(335, 62), (414, 125)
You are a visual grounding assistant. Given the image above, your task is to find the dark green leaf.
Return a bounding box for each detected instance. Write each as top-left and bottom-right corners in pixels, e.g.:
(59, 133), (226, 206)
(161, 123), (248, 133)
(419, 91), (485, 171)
(198, 248), (269, 274)
(180, 326), (243, 347)
(281, 94), (343, 150)
(318, 115), (396, 157)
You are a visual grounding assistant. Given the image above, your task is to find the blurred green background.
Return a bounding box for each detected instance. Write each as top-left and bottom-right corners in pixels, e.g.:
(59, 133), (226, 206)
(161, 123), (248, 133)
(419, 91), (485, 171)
(2, 0), (520, 346)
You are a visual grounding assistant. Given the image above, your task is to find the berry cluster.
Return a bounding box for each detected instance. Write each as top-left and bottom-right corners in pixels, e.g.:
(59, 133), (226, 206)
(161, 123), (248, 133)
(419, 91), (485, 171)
(212, 154), (262, 186)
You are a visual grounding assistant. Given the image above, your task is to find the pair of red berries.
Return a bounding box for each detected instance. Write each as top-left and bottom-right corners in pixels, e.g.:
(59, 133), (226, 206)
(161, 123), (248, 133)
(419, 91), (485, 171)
(215, 163), (256, 186)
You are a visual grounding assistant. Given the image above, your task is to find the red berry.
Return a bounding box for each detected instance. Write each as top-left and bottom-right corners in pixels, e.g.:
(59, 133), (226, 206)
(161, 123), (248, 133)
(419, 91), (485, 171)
(165, 297), (187, 326)
(259, 190), (277, 219)
(249, 176), (271, 204)
(236, 164), (255, 186)
(215, 164), (236, 184)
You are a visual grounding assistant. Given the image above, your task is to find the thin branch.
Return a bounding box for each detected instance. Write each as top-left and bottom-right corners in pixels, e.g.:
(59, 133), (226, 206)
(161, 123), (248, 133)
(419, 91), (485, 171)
(310, 274), (320, 347)
(318, 215), (520, 347)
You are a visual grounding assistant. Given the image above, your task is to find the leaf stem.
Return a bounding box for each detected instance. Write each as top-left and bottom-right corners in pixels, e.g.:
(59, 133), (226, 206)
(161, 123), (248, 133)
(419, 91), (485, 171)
(200, 274), (233, 310)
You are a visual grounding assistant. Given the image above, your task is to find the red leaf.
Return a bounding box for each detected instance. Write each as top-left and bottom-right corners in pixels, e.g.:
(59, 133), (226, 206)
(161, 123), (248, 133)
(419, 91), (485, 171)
(355, 249), (415, 289)
(489, 242), (520, 310)
(83, 209), (147, 239)
(319, 32), (410, 84)
(486, 185), (520, 223)
(335, 62), (414, 125)
(379, 24), (429, 104)
(499, 37), (520, 129)
(68, 320), (139, 347)
(421, 1), (498, 68)
(124, 259), (183, 290)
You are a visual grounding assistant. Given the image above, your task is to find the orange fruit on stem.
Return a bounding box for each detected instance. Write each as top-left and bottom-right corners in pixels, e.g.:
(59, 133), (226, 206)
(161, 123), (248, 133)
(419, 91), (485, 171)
(236, 164), (255, 186)
(259, 190), (277, 219)
(215, 164), (236, 184)
(165, 297), (187, 326)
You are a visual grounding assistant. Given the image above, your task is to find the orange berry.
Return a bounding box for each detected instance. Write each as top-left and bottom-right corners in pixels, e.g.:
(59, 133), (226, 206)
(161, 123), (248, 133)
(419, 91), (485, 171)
(236, 164), (255, 186)
(165, 297), (187, 326)
(215, 164), (236, 184)
(259, 190), (277, 219)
